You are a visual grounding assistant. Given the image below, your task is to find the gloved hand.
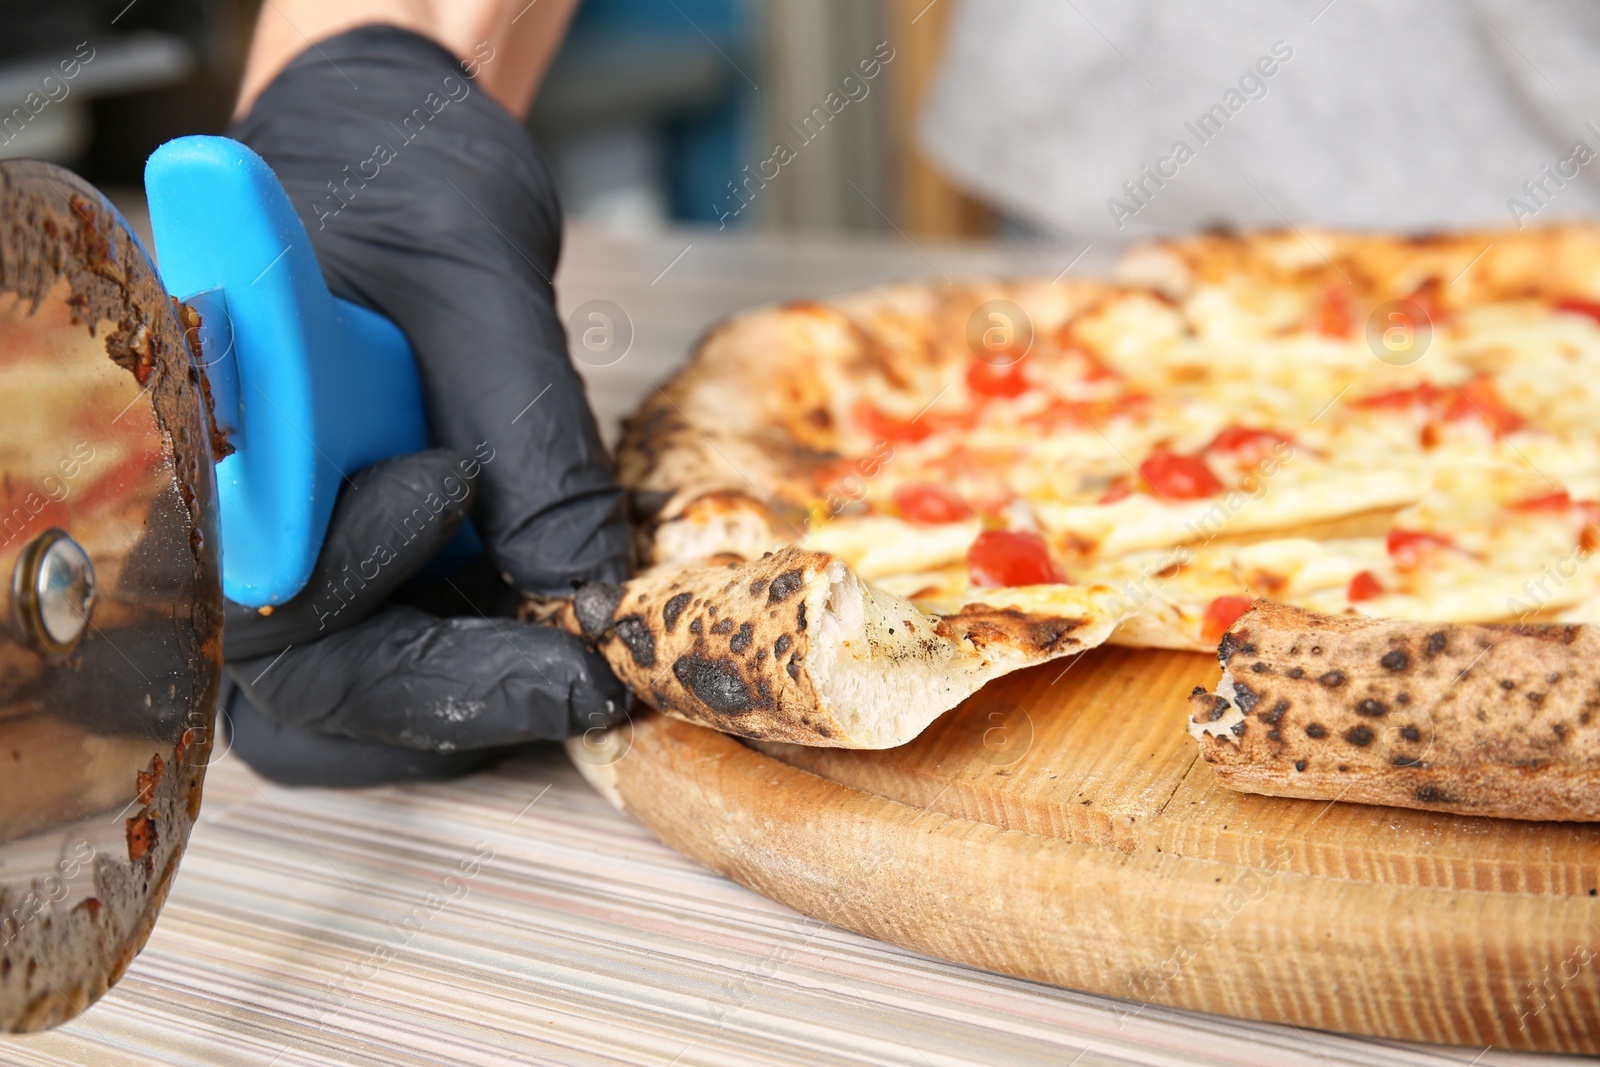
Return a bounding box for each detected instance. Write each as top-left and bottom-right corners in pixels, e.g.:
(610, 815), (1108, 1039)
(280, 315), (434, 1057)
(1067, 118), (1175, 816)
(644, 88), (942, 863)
(218, 25), (630, 778)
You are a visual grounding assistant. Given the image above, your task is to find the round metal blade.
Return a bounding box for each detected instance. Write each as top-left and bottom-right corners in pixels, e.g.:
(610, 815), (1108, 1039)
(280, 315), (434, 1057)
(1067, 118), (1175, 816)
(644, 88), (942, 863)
(0, 161), (222, 1031)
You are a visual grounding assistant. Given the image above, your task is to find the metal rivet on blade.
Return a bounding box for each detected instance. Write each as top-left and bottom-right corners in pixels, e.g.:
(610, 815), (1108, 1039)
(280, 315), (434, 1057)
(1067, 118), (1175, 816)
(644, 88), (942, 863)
(12, 528), (96, 657)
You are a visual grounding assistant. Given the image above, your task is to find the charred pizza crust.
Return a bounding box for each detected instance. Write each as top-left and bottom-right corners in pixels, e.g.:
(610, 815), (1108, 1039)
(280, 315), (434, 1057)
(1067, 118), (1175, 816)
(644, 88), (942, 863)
(619, 280), (1120, 567)
(537, 546), (1111, 748)
(1189, 601), (1600, 821)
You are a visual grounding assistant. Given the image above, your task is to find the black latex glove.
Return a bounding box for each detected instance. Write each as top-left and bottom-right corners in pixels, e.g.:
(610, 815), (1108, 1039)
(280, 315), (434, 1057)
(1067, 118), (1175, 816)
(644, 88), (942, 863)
(220, 26), (630, 763)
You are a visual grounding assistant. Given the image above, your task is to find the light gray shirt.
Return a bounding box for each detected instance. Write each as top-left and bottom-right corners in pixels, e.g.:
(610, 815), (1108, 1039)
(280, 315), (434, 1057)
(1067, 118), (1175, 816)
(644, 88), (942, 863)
(920, 0), (1600, 248)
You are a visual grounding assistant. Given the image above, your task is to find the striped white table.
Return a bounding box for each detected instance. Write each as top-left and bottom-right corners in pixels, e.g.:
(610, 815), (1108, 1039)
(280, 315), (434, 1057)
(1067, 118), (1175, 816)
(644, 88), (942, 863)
(5, 226), (1582, 1066)
(5, 747), (1571, 1067)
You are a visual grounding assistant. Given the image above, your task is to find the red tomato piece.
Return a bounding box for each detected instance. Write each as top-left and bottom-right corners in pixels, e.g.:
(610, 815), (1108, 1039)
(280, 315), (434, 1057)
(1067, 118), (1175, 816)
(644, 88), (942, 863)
(1554, 296), (1600, 324)
(1098, 482), (1134, 504)
(892, 482), (975, 524)
(1386, 528), (1452, 571)
(1139, 448), (1224, 501)
(852, 400), (932, 442)
(1206, 426), (1291, 463)
(966, 357), (1029, 398)
(1201, 596), (1255, 643)
(1579, 501), (1600, 552)
(1110, 391), (1151, 416)
(1083, 357), (1120, 382)
(1346, 570), (1384, 603)
(967, 530), (1066, 587)
(1444, 376), (1523, 434)
(1313, 284), (1356, 339)
(1509, 491), (1572, 512)
(1351, 382), (1443, 411)
(852, 401), (977, 442)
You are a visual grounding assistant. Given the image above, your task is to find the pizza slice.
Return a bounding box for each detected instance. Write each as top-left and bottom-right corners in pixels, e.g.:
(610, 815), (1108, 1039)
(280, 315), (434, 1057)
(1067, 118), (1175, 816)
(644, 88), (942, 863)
(534, 546), (1115, 748)
(1188, 601), (1600, 821)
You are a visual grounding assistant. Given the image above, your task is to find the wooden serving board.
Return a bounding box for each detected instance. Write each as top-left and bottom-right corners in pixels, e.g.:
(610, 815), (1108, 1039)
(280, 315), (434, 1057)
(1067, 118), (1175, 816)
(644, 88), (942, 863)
(573, 646), (1600, 1054)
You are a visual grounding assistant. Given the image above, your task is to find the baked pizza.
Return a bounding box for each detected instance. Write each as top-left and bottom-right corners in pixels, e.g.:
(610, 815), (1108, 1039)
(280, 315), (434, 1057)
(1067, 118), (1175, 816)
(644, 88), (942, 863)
(580, 224), (1600, 749)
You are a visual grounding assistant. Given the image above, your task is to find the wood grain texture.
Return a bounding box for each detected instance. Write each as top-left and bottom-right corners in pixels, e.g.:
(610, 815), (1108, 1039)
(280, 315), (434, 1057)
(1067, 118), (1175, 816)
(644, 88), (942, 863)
(764, 648), (1600, 896)
(581, 646), (1600, 1053)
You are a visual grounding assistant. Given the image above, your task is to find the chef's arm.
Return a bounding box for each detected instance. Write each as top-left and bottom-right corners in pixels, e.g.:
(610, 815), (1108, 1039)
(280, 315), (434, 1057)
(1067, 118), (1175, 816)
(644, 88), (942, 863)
(234, 0), (582, 119)
(219, 6), (633, 784)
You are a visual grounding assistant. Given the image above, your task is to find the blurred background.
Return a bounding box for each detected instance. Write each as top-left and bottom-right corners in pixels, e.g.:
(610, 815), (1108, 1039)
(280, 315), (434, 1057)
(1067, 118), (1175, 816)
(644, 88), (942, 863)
(0, 0), (1049, 439)
(0, 0), (993, 239)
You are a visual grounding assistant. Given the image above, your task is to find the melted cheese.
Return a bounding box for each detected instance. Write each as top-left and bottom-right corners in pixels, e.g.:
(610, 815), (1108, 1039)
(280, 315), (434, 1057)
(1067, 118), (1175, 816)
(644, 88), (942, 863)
(678, 241), (1600, 649)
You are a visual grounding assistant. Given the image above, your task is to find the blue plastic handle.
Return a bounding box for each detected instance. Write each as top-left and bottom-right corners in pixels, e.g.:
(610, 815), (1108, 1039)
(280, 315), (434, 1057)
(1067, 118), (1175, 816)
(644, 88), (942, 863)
(145, 136), (428, 607)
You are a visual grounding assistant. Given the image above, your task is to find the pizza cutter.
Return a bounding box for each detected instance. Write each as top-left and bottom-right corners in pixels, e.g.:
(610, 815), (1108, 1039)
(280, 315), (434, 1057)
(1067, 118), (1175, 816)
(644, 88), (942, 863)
(0, 136), (433, 1030)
